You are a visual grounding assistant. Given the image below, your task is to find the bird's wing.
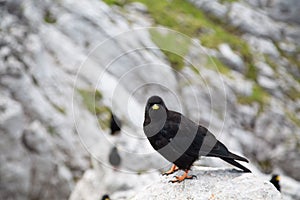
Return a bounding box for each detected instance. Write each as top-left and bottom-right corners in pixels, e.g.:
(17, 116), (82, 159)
(205, 140), (231, 157)
(165, 112), (229, 158)
(162, 111), (249, 164)
(207, 140), (249, 162)
(163, 112), (213, 158)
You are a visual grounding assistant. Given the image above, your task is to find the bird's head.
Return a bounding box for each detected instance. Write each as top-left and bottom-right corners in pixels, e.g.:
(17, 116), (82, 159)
(145, 96), (168, 118)
(270, 174), (281, 192)
(145, 95), (167, 112)
(143, 96), (168, 136)
(272, 174), (280, 182)
(101, 194), (110, 200)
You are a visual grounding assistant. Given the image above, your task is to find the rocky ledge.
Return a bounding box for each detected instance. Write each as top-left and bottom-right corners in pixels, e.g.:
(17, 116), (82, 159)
(133, 167), (281, 200)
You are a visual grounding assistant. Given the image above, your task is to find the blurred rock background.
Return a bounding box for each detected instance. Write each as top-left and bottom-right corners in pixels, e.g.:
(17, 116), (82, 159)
(0, 0), (300, 199)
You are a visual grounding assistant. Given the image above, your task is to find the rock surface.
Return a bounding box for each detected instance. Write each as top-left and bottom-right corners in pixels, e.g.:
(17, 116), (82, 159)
(1, 0), (300, 199)
(218, 43), (245, 72)
(133, 167), (281, 200)
(228, 2), (283, 41)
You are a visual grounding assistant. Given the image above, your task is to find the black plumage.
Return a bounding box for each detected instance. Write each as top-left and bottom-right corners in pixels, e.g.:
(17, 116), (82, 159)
(143, 96), (251, 182)
(270, 174), (281, 192)
(109, 146), (121, 168)
(110, 112), (121, 135)
(101, 194), (110, 200)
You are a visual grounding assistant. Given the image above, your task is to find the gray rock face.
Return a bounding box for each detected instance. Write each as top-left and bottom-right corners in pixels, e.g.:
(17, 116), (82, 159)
(244, 35), (280, 58)
(218, 43), (245, 73)
(255, 62), (275, 77)
(1, 0), (300, 199)
(133, 167), (281, 200)
(0, 95), (24, 138)
(69, 168), (161, 200)
(257, 75), (279, 91)
(245, 0), (300, 25)
(0, 96), (30, 200)
(228, 3), (283, 41)
(189, 0), (228, 19)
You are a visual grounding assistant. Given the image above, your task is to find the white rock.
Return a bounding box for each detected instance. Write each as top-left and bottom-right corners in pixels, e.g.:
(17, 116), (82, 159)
(22, 120), (53, 154)
(133, 167), (282, 200)
(218, 43), (245, 72)
(2, 0), (300, 199)
(0, 95), (24, 138)
(124, 2), (148, 14)
(285, 26), (300, 45)
(189, 0), (228, 19)
(267, 0), (300, 24)
(256, 61), (275, 77)
(229, 3), (282, 41)
(69, 170), (104, 200)
(244, 35), (280, 58)
(69, 168), (161, 200)
(278, 41), (297, 55)
(257, 75), (278, 90)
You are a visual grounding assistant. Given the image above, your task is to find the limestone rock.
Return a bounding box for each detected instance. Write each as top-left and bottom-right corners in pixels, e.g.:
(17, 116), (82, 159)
(189, 0), (228, 19)
(0, 95), (24, 138)
(1, 0), (300, 199)
(228, 3), (283, 41)
(266, 0), (300, 24)
(133, 167), (282, 200)
(255, 62), (275, 77)
(218, 43), (245, 73)
(257, 75), (279, 91)
(244, 35), (280, 58)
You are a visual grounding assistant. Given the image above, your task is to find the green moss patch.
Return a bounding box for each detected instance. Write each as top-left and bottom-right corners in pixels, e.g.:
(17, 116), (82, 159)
(257, 159), (273, 174)
(78, 89), (103, 113)
(105, 0), (256, 80)
(206, 56), (231, 75)
(237, 84), (269, 112)
(149, 29), (191, 70)
(285, 87), (300, 101)
(126, 0), (256, 79)
(219, 0), (239, 3)
(44, 10), (57, 24)
(102, 0), (126, 6)
(52, 103), (66, 115)
(286, 111), (300, 127)
(47, 125), (57, 136)
(264, 55), (278, 71)
(78, 88), (110, 129)
(275, 42), (300, 69)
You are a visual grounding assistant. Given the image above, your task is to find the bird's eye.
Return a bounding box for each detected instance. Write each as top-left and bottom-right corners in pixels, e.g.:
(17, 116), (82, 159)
(152, 104), (160, 110)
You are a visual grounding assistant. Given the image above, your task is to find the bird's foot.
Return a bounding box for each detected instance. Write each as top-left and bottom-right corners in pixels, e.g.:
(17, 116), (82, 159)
(169, 170), (197, 183)
(162, 164), (179, 176)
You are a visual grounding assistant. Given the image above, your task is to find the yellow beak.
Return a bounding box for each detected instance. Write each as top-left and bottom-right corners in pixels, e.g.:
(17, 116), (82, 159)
(152, 104), (159, 110)
(276, 176), (280, 181)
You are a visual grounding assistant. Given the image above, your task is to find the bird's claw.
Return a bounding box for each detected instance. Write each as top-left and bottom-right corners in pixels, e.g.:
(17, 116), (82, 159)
(162, 172), (173, 176)
(162, 165), (178, 176)
(191, 175), (197, 179)
(169, 174), (197, 183)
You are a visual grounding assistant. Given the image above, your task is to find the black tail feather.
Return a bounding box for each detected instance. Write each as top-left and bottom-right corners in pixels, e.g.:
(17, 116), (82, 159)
(220, 157), (251, 173)
(228, 152), (249, 163)
(207, 151), (249, 163)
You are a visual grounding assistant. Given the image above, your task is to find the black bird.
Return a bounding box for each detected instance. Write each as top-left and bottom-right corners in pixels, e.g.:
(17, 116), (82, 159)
(270, 174), (281, 192)
(143, 96), (251, 183)
(108, 146), (121, 169)
(110, 112), (121, 135)
(101, 194), (110, 200)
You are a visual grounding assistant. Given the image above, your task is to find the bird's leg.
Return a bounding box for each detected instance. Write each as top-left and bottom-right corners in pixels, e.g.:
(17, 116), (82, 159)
(170, 170), (197, 183)
(162, 164), (179, 176)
